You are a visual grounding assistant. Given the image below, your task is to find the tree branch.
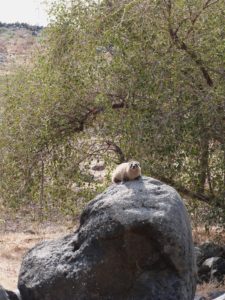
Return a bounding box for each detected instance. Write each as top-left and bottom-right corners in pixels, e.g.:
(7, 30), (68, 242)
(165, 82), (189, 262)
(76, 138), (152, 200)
(105, 140), (126, 163)
(203, 0), (220, 9)
(186, 0), (220, 37)
(169, 27), (213, 86)
(155, 175), (225, 210)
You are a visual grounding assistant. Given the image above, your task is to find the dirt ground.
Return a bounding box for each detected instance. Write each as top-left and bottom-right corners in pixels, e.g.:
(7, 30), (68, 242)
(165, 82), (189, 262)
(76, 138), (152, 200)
(0, 220), (74, 290)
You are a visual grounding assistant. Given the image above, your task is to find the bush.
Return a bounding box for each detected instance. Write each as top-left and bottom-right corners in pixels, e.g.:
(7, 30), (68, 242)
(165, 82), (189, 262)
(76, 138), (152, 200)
(0, 0), (224, 219)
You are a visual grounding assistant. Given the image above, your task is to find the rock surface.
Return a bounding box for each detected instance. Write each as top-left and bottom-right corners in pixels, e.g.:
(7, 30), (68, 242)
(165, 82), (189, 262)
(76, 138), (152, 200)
(196, 243), (225, 284)
(18, 176), (196, 300)
(195, 291), (225, 300)
(0, 286), (9, 300)
(209, 291), (225, 299)
(0, 286), (20, 300)
(197, 243), (225, 267)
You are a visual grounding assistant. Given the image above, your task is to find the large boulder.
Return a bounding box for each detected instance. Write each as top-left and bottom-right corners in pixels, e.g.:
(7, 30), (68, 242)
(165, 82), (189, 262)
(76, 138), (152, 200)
(18, 176), (196, 300)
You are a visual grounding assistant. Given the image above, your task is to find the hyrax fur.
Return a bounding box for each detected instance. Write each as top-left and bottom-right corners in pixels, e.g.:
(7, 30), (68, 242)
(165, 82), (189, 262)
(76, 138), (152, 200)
(112, 161), (141, 183)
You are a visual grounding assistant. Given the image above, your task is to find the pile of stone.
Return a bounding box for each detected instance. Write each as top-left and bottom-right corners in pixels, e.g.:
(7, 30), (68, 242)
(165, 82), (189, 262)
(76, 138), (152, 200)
(196, 242), (225, 284)
(194, 242), (225, 300)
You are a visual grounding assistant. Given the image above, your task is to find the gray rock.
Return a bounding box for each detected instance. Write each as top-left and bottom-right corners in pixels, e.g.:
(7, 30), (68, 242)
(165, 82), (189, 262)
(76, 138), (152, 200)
(203, 257), (221, 269)
(0, 286), (19, 300)
(195, 246), (203, 267)
(211, 292), (225, 300)
(209, 291), (225, 299)
(199, 257), (225, 283)
(18, 176), (196, 300)
(198, 243), (225, 267)
(197, 242), (225, 284)
(210, 257), (225, 282)
(198, 263), (211, 283)
(0, 286), (9, 300)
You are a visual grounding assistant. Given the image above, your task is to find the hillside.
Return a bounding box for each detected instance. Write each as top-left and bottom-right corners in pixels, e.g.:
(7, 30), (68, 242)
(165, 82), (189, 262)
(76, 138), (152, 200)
(0, 22), (43, 73)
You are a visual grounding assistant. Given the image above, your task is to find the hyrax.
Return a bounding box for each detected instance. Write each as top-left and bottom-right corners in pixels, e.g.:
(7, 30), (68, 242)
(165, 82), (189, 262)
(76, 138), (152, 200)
(112, 161), (141, 183)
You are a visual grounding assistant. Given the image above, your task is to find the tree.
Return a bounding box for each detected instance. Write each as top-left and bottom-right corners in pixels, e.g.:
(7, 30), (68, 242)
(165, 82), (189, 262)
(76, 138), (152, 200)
(0, 0), (224, 220)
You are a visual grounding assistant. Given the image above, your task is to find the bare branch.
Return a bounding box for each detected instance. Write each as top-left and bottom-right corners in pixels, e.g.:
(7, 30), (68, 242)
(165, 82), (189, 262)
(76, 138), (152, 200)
(169, 27), (213, 86)
(174, 18), (189, 35)
(154, 175), (225, 210)
(164, 0), (172, 15)
(208, 67), (225, 76)
(186, 0), (220, 37)
(162, 0), (172, 20)
(105, 140), (126, 163)
(203, 0), (220, 9)
(187, 0), (193, 20)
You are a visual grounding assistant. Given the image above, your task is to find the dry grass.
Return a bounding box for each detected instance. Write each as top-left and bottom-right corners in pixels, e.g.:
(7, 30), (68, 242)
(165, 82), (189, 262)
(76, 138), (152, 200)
(0, 27), (40, 75)
(192, 225), (225, 245)
(0, 222), (75, 290)
(196, 282), (225, 299)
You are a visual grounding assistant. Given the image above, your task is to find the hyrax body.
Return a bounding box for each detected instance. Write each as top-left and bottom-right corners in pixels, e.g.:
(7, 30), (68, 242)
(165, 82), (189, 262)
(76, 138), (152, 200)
(112, 161), (141, 183)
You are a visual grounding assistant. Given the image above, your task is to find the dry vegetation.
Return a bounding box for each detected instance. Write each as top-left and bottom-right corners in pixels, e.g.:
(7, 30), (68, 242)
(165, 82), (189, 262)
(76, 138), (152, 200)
(193, 226), (225, 246)
(0, 214), (75, 290)
(196, 283), (225, 300)
(0, 26), (40, 74)
(0, 227), (69, 290)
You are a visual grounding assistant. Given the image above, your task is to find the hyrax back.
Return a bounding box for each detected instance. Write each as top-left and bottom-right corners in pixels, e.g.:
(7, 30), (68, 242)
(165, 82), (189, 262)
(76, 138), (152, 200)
(112, 161), (141, 183)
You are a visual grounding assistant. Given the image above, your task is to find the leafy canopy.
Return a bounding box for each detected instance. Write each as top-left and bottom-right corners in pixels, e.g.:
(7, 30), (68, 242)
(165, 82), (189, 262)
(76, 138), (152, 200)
(0, 0), (224, 220)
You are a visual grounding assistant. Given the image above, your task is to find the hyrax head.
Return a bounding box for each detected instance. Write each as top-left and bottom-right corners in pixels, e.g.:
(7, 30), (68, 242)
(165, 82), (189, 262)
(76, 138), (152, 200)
(129, 161), (140, 170)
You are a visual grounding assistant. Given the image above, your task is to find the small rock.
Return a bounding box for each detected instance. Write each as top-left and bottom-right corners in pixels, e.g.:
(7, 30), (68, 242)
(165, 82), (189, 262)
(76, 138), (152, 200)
(0, 286), (9, 300)
(0, 286), (20, 300)
(23, 229), (35, 235)
(198, 243), (225, 266)
(198, 264), (211, 283)
(209, 291), (225, 299)
(203, 257), (221, 269)
(195, 246), (203, 266)
(91, 163), (105, 171)
(202, 257), (225, 283)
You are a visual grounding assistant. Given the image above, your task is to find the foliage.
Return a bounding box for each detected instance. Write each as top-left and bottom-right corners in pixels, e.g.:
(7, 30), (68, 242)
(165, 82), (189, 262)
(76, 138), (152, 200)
(0, 0), (224, 219)
(0, 21), (43, 32)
